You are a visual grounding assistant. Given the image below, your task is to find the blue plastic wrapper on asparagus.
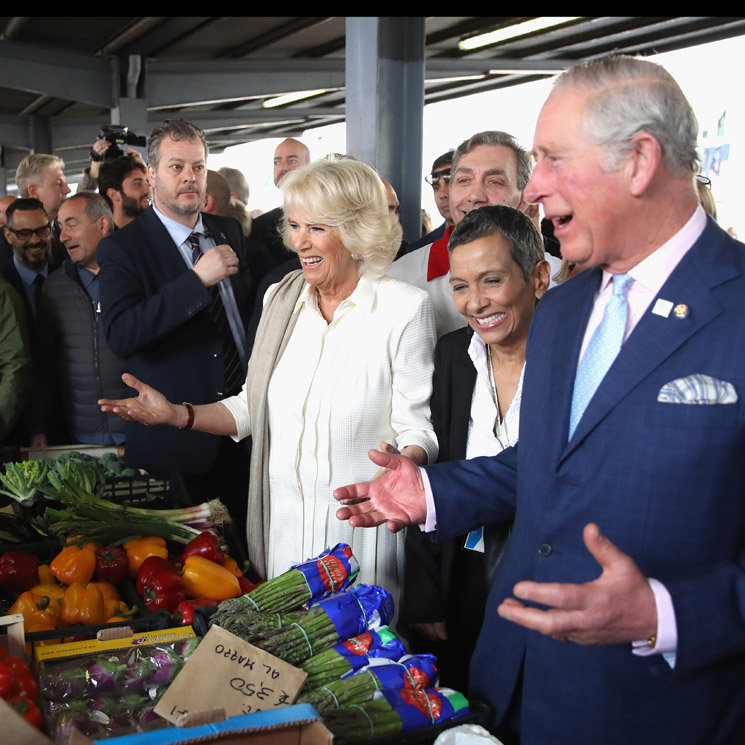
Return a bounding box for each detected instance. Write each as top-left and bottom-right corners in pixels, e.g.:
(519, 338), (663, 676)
(301, 626), (407, 689)
(353, 654), (438, 690)
(381, 687), (470, 730)
(335, 627), (407, 674)
(313, 584), (394, 640)
(291, 543), (360, 600)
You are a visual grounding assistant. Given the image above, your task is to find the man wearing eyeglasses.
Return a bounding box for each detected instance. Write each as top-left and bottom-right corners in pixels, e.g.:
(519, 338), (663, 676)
(404, 151), (455, 255)
(1, 197), (53, 327)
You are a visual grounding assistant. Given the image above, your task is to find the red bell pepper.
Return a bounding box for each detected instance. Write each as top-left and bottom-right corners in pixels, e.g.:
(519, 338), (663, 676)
(136, 556), (178, 596)
(0, 552), (39, 593)
(174, 598), (216, 626)
(94, 546), (129, 584)
(180, 531), (224, 565)
(0, 661), (16, 698)
(237, 576), (262, 594)
(8, 695), (42, 728)
(139, 564), (185, 612)
(13, 668), (38, 701)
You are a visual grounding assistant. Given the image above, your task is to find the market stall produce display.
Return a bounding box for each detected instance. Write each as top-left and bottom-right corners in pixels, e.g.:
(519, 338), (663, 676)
(37, 633), (200, 740)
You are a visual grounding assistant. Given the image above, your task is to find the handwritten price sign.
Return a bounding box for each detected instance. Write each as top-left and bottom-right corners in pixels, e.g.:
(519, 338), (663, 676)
(155, 625), (307, 724)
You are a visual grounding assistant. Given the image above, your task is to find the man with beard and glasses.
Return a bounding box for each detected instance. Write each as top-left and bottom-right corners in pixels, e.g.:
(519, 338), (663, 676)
(97, 119), (257, 540)
(98, 155), (150, 229)
(1, 198), (53, 328)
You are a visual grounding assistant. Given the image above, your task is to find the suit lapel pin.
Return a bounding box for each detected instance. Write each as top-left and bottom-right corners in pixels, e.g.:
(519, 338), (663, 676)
(673, 303), (689, 319)
(652, 298), (673, 318)
(219, 232), (227, 241)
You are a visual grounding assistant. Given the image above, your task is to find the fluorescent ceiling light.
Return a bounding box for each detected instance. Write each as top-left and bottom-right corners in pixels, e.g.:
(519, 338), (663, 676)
(487, 66), (566, 76)
(263, 89), (329, 108)
(424, 74), (486, 84)
(459, 17), (583, 51)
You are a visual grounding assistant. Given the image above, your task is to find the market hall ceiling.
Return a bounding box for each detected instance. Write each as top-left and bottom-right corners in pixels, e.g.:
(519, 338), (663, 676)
(0, 16), (743, 175)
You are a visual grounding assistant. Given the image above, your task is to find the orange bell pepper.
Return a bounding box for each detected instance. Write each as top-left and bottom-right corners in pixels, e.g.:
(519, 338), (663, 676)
(8, 591), (59, 632)
(222, 555), (243, 577)
(107, 602), (138, 623)
(60, 582), (106, 626)
(181, 556), (240, 601)
(50, 545), (96, 585)
(37, 564), (55, 585)
(94, 582), (122, 618)
(123, 537), (169, 575)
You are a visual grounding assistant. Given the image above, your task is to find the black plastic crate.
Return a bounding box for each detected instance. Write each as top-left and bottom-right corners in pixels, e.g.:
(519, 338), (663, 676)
(104, 471), (191, 510)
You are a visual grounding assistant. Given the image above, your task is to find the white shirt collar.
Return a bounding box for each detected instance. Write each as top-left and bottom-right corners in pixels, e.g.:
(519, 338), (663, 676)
(152, 204), (204, 248)
(295, 274), (377, 318)
(597, 205), (707, 296)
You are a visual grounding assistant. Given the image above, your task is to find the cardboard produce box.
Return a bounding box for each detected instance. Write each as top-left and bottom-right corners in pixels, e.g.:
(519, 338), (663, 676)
(90, 705), (332, 745)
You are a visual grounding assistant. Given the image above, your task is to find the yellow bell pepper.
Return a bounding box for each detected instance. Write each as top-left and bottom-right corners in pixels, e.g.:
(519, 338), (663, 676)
(60, 582), (106, 626)
(182, 556), (240, 601)
(50, 545), (96, 585)
(9, 591), (59, 632)
(123, 536), (169, 575)
(29, 582), (66, 608)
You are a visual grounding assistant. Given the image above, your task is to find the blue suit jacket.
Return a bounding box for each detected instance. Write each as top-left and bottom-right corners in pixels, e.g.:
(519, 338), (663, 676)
(427, 217), (745, 744)
(98, 207), (255, 474)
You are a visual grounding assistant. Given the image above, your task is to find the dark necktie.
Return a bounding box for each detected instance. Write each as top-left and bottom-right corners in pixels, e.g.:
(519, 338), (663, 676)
(32, 273), (44, 317)
(188, 232), (244, 395)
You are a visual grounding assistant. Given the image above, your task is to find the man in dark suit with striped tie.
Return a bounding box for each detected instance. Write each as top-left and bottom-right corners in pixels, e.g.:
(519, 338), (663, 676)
(97, 119), (255, 536)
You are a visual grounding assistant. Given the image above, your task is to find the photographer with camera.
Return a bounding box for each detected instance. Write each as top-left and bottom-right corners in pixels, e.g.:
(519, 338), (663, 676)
(80, 125), (147, 192)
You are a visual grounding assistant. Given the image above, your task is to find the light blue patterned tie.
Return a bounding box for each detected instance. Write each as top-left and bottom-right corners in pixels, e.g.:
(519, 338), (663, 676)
(569, 273), (634, 439)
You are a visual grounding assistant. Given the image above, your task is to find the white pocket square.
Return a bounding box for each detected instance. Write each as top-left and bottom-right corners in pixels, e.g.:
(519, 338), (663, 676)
(657, 374), (738, 404)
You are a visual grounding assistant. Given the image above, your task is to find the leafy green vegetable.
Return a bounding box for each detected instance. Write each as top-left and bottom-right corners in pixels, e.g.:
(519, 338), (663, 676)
(0, 460), (51, 505)
(99, 453), (137, 479)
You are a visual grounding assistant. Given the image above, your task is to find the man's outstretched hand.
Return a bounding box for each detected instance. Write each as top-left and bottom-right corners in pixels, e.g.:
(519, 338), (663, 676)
(334, 448), (428, 532)
(498, 523), (658, 645)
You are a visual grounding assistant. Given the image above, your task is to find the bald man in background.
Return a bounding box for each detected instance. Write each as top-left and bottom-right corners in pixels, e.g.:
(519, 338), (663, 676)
(204, 170), (232, 217)
(250, 138), (310, 264)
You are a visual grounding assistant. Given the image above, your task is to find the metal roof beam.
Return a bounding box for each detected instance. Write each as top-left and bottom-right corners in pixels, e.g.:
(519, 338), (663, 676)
(0, 39), (117, 107)
(0, 111), (31, 150)
(146, 58), (345, 108)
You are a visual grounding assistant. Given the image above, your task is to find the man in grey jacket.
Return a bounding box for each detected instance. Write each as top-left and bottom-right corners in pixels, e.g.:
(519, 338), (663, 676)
(29, 192), (128, 447)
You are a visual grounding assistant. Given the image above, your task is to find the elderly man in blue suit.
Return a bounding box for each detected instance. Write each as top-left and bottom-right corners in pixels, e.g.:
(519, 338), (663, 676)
(335, 55), (745, 745)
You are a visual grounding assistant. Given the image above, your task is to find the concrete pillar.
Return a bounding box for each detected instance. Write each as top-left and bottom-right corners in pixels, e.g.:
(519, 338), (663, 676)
(29, 116), (53, 154)
(346, 17), (425, 243)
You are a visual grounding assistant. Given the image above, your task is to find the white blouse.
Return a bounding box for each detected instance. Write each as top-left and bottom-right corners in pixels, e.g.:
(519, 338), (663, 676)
(465, 332), (523, 460)
(222, 275), (438, 605)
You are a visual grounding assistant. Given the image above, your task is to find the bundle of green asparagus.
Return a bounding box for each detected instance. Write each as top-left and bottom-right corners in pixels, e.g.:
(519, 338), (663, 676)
(298, 654), (438, 713)
(211, 543), (359, 622)
(301, 627), (406, 689)
(323, 687), (470, 743)
(212, 584), (393, 666)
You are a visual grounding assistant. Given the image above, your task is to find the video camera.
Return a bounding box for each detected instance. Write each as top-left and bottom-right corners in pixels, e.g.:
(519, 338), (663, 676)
(98, 125), (147, 160)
